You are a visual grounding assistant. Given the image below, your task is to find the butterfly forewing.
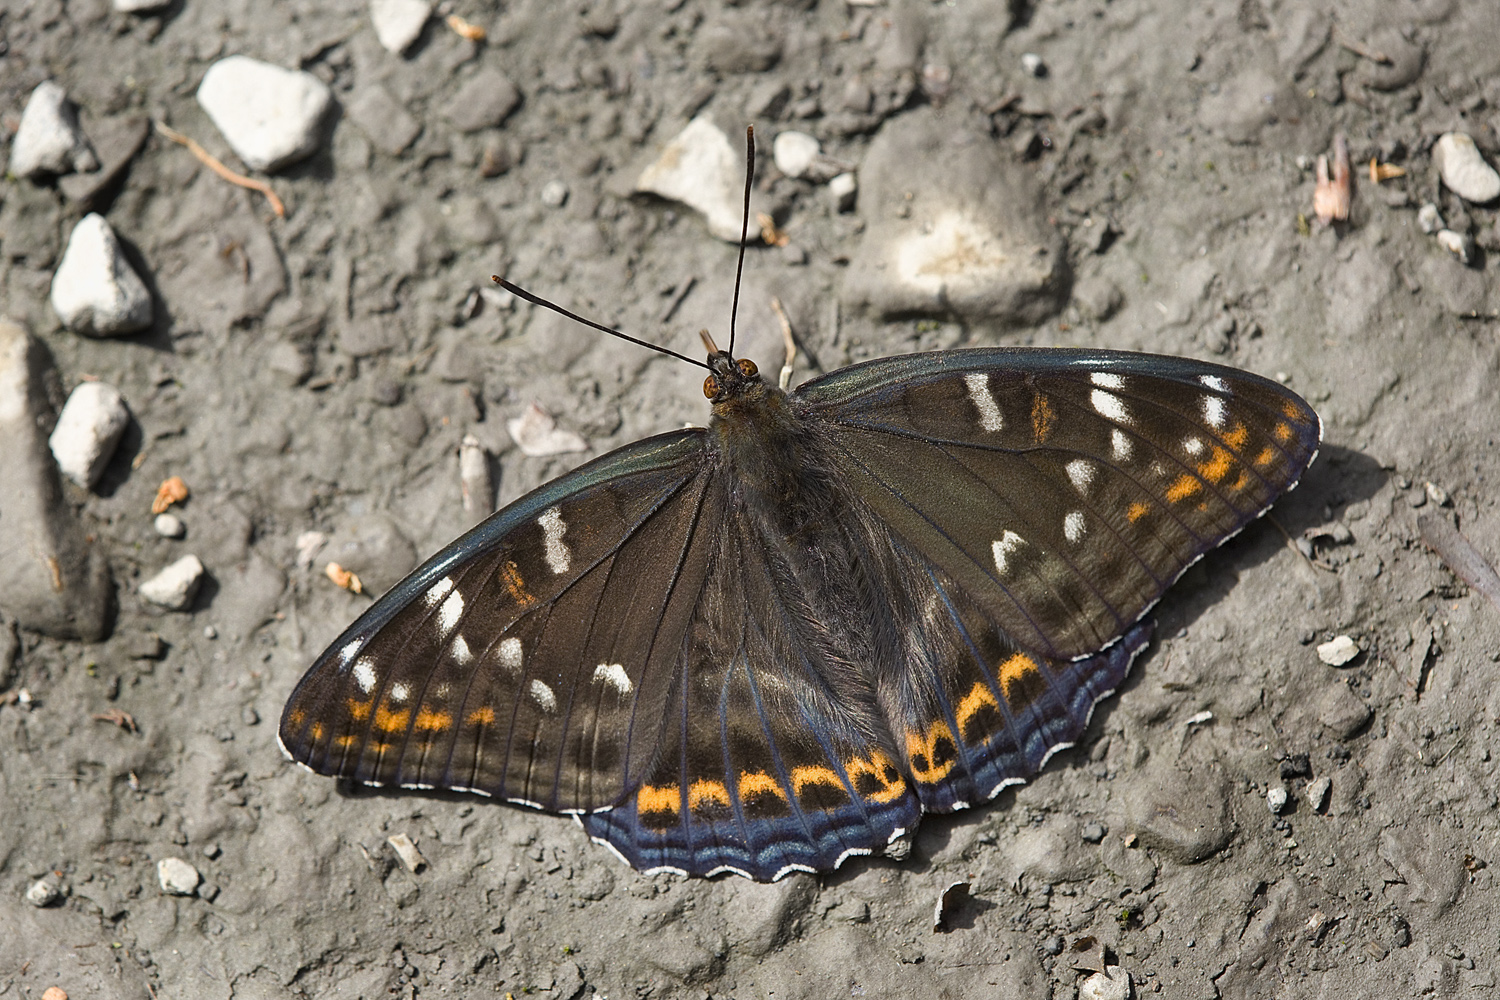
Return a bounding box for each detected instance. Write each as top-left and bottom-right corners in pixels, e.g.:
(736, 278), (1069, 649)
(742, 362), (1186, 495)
(798, 348), (1321, 661)
(280, 431), (716, 811)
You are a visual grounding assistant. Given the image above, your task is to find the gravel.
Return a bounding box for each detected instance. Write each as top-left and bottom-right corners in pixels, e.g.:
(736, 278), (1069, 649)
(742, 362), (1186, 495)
(8, 80), (98, 179)
(49, 214), (154, 337)
(196, 56), (335, 172)
(48, 381), (130, 489)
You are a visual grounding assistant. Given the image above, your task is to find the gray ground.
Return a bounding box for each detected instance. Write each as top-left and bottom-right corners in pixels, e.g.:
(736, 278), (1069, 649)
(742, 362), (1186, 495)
(4, 0), (1500, 997)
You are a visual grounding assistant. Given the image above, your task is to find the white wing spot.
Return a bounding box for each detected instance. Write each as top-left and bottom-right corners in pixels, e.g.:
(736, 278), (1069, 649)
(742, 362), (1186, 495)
(1065, 459), (1095, 493)
(1064, 510), (1086, 543)
(539, 507), (571, 574)
(1091, 389), (1130, 424)
(390, 682), (410, 704)
(529, 679), (558, 713)
(1111, 428), (1133, 461)
(437, 589), (465, 637)
(593, 663), (633, 696)
(992, 531), (1025, 575)
(339, 639), (364, 667)
(498, 637), (523, 674)
(353, 657), (377, 694)
(423, 576), (454, 608)
(1202, 394), (1227, 429)
(451, 633), (473, 665)
(1184, 436), (1205, 456)
(1200, 374), (1230, 393)
(964, 372), (1004, 432)
(1091, 372), (1125, 389)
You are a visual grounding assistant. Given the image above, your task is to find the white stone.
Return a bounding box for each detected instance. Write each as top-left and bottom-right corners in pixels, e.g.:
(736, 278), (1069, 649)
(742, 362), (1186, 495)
(507, 402), (587, 457)
(1316, 634), (1359, 666)
(8, 80), (98, 179)
(370, 0), (430, 55)
(196, 56), (334, 172)
(772, 130), (821, 178)
(156, 857), (201, 896)
(636, 117), (747, 243)
(829, 171), (858, 212)
(50, 214), (153, 337)
(114, 0), (172, 10)
(154, 513), (186, 538)
(1416, 203), (1444, 234)
(1078, 966), (1133, 1000)
(1306, 776), (1331, 812)
(1267, 786), (1289, 814)
(140, 554), (205, 610)
(1433, 132), (1500, 204)
(540, 179), (569, 207)
(1436, 229), (1474, 265)
(49, 382), (129, 488)
(1021, 53), (1047, 77)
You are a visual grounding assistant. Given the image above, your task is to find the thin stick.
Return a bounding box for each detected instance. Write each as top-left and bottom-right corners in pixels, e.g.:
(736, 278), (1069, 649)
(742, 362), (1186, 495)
(728, 125), (755, 358)
(770, 296), (796, 390)
(153, 121), (286, 218)
(1334, 30), (1391, 65)
(492, 277), (709, 370)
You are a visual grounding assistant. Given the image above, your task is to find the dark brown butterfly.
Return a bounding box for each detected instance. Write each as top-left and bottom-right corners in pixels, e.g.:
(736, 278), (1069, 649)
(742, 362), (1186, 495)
(280, 131), (1321, 881)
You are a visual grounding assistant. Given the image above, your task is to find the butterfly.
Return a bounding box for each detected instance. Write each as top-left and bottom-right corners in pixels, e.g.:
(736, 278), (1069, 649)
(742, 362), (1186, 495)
(279, 131), (1321, 882)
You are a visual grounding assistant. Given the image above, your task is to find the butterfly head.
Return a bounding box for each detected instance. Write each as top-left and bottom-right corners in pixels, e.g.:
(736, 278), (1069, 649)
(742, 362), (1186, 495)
(700, 327), (767, 407)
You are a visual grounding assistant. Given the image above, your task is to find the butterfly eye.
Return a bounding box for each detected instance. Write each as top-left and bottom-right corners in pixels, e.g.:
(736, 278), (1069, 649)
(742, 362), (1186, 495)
(703, 375), (719, 398)
(737, 359), (758, 378)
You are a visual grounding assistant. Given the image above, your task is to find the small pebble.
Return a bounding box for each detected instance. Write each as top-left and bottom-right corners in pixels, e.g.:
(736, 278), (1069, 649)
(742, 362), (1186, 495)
(1424, 481), (1452, 506)
(9, 80), (98, 179)
(507, 403), (587, 457)
(369, 0), (430, 55)
(443, 68), (522, 133)
(202, 843), (222, 859)
(388, 833), (428, 874)
(540, 179), (569, 207)
(460, 434), (493, 515)
(1306, 776), (1331, 812)
(636, 117), (746, 242)
(1435, 229), (1475, 265)
(1267, 786), (1289, 814)
(157, 857), (201, 896)
(1081, 821), (1108, 843)
(139, 554), (205, 611)
(828, 171), (858, 212)
(114, 0), (172, 10)
(1042, 935), (1065, 956)
(50, 214), (154, 337)
(197, 56), (334, 172)
(26, 878), (62, 907)
(1316, 635), (1359, 666)
(1078, 967), (1131, 1000)
(1417, 203), (1444, 234)
(48, 381), (130, 488)
(1433, 132), (1500, 204)
(772, 130), (821, 179)
(203, 624), (217, 639)
(1021, 53), (1047, 77)
(154, 512), (186, 538)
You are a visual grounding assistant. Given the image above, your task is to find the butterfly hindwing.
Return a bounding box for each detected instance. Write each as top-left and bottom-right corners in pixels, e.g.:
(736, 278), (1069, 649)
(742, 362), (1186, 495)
(279, 431), (719, 811)
(798, 348), (1321, 661)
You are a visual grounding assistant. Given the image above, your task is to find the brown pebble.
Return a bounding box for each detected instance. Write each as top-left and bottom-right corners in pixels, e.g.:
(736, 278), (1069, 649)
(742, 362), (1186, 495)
(152, 475), (189, 514)
(43, 988), (68, 1000)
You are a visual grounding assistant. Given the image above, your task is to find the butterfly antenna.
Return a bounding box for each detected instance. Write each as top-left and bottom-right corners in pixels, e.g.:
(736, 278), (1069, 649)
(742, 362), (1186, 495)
(491, 276), (711, 370)
(727, 124), (755, 359)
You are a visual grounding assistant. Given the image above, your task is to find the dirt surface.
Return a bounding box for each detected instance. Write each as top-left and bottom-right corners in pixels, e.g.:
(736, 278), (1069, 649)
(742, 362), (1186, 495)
(4, 0), (1500, 997)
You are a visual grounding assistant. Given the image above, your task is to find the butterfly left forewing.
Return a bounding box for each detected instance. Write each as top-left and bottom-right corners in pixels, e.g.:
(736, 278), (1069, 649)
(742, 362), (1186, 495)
(799, 348), (1320, 661)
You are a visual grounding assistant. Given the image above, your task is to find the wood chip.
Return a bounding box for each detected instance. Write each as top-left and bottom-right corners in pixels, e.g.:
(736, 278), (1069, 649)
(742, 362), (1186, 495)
(325, 562), (364, 594)
(388, 833), (428, 873)
(151, 475), (189, 514)
(1369, 158), (1406, 183)
(93, 709), (138, 733)
(447, 14), (485, 40)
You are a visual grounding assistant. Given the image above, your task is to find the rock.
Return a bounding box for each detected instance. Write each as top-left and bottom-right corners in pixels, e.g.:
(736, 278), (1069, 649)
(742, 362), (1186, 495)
(843, 109), (1067, 325)
(9, 81), (98, 179)
(115, 0), (171, 9)
(1306, 776), (1331, 812)
(347, 85), (421, 155)
(26, 878), (63, 907)
(828, 171), (858, 212)
(772, 130), (820, 178)
(1435, 229), (1475, 265)
(1417, 203), (1444, 234)
(0, 320), (113, 641)
(50, 213), (154, 337)
(540, 179), (569, 207)
(139, 555), (205, 611)
(636, 117), (750, 243)
(387, 833), (427, 874)
(370, 0), (430, 54)
(58, 115), (151, 209)
(156, 857), (201, 896)
(1433, 132), (1500, 204)
(1267, 786), (1289, 814)
(1316, 635), (1359, 666)
(508, 403), (588, 457)
(1079, 967), (1133, 1000)
(48, 381), (130, 488)
(443, 68), (522, 133)
(1314, 683), (1371, 739)
(1081, 821), (1108, 844)
(196, 56), (335, 172)
(1020, 52), (1047, 77)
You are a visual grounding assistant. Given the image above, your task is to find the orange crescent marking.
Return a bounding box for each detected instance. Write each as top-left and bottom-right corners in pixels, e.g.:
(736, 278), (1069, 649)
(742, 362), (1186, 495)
(1126, 501), (1150, 523)
(688, 779), (731, 811)
(738, 771), (788, 803)
(954, 681), (1001, 744)
(1254, 446), (1277, 468)
(347, 698), (373, 722)
(790, 765), (845, 800)
(845, 752), (907, 804)
(466, 706), (496, 725)
(1223, 422), (1250, 450)
(1165, 474), (1202, 503)
(414, 709), (453, 731)
(287, 708), (306, 727)
(375, 705), (411, 733)
(309, 722), (325, 741)
(1198, 446), (1235, 485)
(906, 722), (958, 783)
(637, 784), (681, 816)
(998, 652), (1042, 705)
(334, 733), (357, 749)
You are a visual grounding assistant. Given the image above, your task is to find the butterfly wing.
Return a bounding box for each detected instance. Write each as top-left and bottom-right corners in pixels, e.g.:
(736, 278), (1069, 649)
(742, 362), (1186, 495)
(797, 347), (1321, 662)
(279, 431), (724, 812)
(582, 493), (920, 880)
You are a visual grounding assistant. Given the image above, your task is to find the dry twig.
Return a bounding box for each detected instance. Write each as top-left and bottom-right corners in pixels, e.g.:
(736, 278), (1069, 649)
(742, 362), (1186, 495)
(153, 121), (286, 218)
